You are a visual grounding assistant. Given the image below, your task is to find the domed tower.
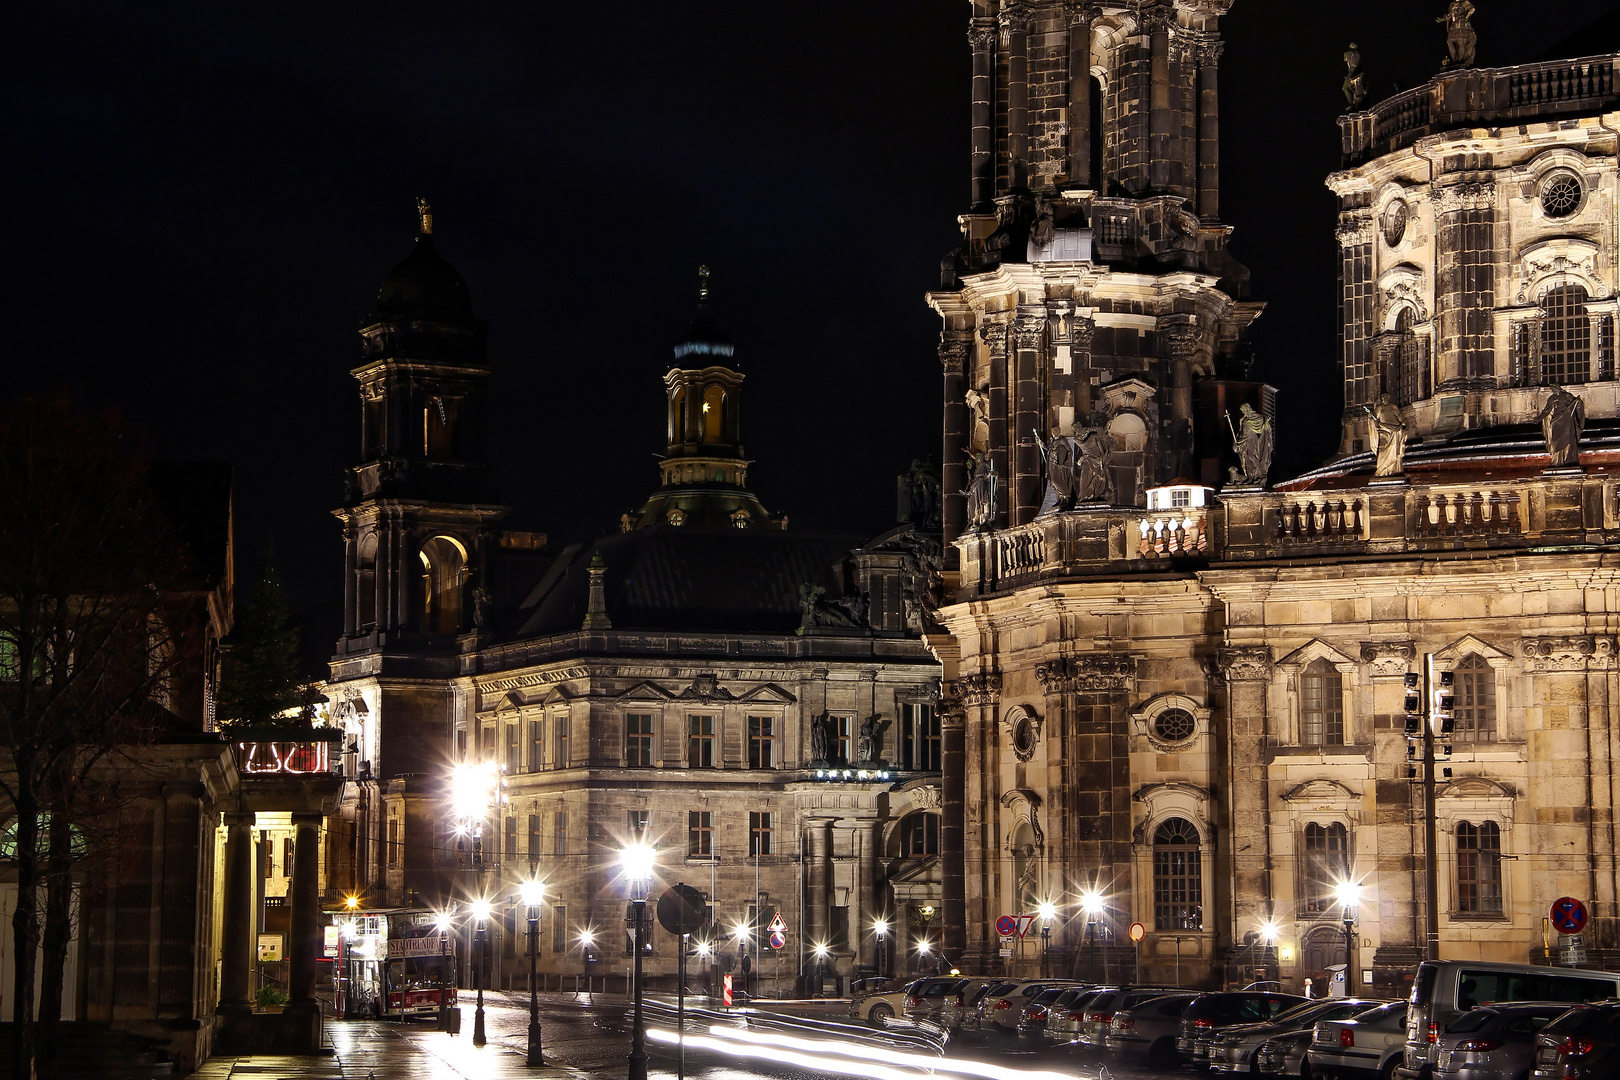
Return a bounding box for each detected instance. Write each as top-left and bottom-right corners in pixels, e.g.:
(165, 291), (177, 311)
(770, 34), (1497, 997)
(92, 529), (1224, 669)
(334, 200), (507, 653)
(624, 267), (784, 530)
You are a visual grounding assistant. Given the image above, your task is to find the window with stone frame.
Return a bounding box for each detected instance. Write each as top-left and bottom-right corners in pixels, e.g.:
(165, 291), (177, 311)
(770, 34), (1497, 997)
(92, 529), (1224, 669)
(1541, 284), (1592, 385)
(527, 813), (540, 856)
(901, 703), (942, 771)
(1456, 820), (1504, 915)
(628, 809), (649, 837)
(1300, 659), (1345, 746)
(504, 723), (519, 774)
(551, 904), (567, 953)
(832, 715), (852, 764)
(625, 713), (654, 767)
(553, 810), (567, 856)
(529, 719), (544, 771)
(504, 816), (517, 863)
(748, 716), (776, 769)
(1453, 655), (1497, 743)
(553, 714), (569, 768)
(749, 811), (774, 857)
(900, 812), (940, 857)
(1395, 309), (1429, 405)
(688, 714), (716, 768)
(688, 811), (714, 857)
(1153, 817), (1203, 931)
(1300, 822), (1350, 915)
(387, 818), (398, 866)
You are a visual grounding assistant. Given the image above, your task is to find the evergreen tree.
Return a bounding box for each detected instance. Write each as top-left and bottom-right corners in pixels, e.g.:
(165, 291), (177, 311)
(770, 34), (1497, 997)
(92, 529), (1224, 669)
(218, 548), (306, 728)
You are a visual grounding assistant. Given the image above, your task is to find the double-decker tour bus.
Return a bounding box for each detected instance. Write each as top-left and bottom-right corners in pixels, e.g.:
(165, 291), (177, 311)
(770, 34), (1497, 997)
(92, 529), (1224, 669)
(329, 908), (458, 1019)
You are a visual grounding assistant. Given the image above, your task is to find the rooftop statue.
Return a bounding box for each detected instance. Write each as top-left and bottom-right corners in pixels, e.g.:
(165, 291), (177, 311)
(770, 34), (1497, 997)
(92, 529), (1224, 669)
(1035, 429), (1078, 514)
(1539, 385), (1586, 469)
(1227, 403), (1274, 487)
(965, 450), (998, 529)
(1438, 0), (1477, 68)
(1366, 395), (1407, 478)
(1075, 426), (1114, 504)
(1343, 43), (1367, 110)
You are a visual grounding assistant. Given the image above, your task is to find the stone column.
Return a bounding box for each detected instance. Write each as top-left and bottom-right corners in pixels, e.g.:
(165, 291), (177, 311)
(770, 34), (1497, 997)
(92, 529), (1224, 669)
(287, 814), (323, 1003)
(1146, 8), (1172, 193)
(217, 813), (254, 1009)
(948, 675), (1001, 969)
(1165, 321), (1200, 425)
(1195, 39), (1222, 219)
(942, 331), (973, 552)
(1001, 5), (1031, 191)
(342, 524), (357, 637)
(1072, 317), (1096, 421)
(983, 322), (1010, 531)
(969, 18), (998, 208)
(940, 697), (969, 964)
(1434, 181), (1497, 387)
(1217, 648), (1274, 957)
(1067, 5), (1096, 187)
(805, 818), (834, 956)
(1013, 309), (1047, 525)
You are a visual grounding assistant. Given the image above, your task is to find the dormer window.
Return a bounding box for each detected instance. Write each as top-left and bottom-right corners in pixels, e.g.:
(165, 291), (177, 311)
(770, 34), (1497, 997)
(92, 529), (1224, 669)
(1145, 484), (1210, 512)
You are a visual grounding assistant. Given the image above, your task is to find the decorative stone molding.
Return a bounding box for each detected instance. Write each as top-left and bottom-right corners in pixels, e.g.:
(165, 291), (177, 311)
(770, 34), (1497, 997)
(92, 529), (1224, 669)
(1336, 215), (1375, 248)
(1129, 693), (1210, 749)
(913, 784), (942, 810)
(979, 321), (1009, 357)
(1013, 311), (1046, 351)
(1131, 781), (1213, 842)
(951, 672), (1003, 708)
(1000, 787), (1044, 847)
(1432, 181), (1495, 214)
(1359, 640), (1416, 678)
(1067, 2), (1102, 28)
(1164, 321), (1203, 359)
(1280, 778), (1359, 803)
(939, 699), (967, 730)
(1003, 704), (1043, 761)
(939, 332), (973, 371)
(1521, 635), (1618, 672)
(1432, 634), (1514, 668)
(967, 19), (998, 51)
(1071, 317), (1096, 350)
(1377, 263), (1429, 326)
(998, 4), (1031, 40)
(1515, 237), (1606, 305)
(1216, 646), (1273, 682)
(1035, 654), (1137, 693)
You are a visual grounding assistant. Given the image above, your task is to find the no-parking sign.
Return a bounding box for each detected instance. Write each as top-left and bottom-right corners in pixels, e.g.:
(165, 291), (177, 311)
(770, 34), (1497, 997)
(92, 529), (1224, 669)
(1551, 896), (1588, 935)
(995, 915), (1018, 938)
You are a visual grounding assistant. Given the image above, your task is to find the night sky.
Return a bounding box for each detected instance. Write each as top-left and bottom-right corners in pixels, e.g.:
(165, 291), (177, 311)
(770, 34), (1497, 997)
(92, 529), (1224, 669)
(9, 1), (1620, 670)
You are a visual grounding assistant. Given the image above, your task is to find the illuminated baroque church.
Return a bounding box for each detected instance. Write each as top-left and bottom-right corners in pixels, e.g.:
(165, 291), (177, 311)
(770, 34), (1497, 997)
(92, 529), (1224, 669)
(930, 0), (1620, 995)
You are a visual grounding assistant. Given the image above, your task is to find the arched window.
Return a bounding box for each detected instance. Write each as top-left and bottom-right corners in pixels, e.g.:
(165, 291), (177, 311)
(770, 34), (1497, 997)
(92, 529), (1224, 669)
(1301, 822), (1349, 914)
(1153, 818), (1202, 930)
(702, 385), (726, 443)
(900, 812), (940, 857)
(1541, 285), (1591, 385)
(418, 536), (467, 635)
(671, 387), (686, 444)
(1300, 659), (1345, 746)
(1395, 308), (1428, 405)
(356, 534), (378, 630)
(1453, 654), (1496, 743)
(1456, 821), (1503, 915)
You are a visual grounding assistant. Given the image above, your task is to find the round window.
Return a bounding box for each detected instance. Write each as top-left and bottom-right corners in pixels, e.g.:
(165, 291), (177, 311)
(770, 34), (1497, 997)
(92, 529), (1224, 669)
(1541, 174), (1582, 219)
(1153, 708), (1196, 743)
(1382, 200), (1408, 247)
(1012, 717), (1036, 758)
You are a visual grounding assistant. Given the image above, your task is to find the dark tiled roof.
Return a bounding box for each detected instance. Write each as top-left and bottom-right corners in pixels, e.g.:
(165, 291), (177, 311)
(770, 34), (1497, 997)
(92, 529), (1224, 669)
(516, 526), (862, 637)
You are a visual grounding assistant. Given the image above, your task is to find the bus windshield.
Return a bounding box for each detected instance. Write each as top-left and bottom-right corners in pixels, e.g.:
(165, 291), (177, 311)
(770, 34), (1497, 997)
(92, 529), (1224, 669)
(387, 956), (452, 991)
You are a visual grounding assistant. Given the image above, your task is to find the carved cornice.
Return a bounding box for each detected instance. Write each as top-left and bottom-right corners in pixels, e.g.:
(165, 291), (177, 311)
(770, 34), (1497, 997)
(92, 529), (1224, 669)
(951, 673), (1003, 708)
(1432, 181), (1495, 214)
(1217, 646), (1273, 682)
(1072, 317), (1095, 349)
(1522, 635), (1618, 671)
(1359, 640), (1416, 678)
(1192, 37), (1224, 67)
(1163, 322), (1203, 359)
(1336, 215), (1375, 248)
(968, 18), (999, 52)
(998, 4), (1032, 40)
(979, 320), (1009, 357)
(1035, 654), (1137, 694)
(1013, 311), (1046, 351)
(939, 332), (973, 371)
(1067, 2), (1102, 28)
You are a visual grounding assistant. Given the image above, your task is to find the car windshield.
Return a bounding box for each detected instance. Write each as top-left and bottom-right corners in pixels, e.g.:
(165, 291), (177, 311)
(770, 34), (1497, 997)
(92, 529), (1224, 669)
(1055, 988), (1085, 1005)
(1033, 988), (1065, 1003)
(1353, 1001), (1404, 1023)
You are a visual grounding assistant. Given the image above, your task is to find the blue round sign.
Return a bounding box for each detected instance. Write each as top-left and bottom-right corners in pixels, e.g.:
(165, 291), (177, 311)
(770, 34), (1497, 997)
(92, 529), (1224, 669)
(996, 915), (1018, 938)
(769, 930), (786, 950)
(1551, 896), (1588, 935)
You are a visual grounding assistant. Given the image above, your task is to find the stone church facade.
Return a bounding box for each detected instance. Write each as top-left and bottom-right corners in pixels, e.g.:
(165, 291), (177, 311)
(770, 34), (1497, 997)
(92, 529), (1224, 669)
(324, 216), (945, 990)
(931, 0), (1620, 996)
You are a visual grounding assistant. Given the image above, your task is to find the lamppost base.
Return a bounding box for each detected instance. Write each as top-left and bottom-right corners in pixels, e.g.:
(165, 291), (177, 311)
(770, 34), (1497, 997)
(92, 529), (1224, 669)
(627, 1049), (648, 1080)
(526, 1022), (544, 1066)
(473, 1007), (487, 1047)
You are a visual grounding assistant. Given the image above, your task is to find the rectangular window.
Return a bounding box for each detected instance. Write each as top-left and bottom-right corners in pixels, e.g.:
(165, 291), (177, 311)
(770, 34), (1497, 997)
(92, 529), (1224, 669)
(528, 813), (540, 856)
(553, 811), (568, 856)
(749, 811), (774, 857)
(629, 810), (649, 837)
(505, 723), (519, 774)
(1457, 821), (1504, 915)
(748, 716), (775, 769)
(552, 905), (567, 953)
(387, 820), (398, 866)
(554, 715), (569, 768)
(626, 713), (654, 767)
(688, 811), (713, 857)
(688, 715), (715, 768)
(833, 716), (851, 764)
(1300, 662), (1345, 746)
(1301, 822), (1349, 915)
(505, 816), (517, 862)
(901, 704), (942, 771)
(831, 906), (850, 951)
(283, 837), (294, 877)
(1454, 657), (1497, 743)
(457, 728), (468, 759)
(530, 719), (544, 770)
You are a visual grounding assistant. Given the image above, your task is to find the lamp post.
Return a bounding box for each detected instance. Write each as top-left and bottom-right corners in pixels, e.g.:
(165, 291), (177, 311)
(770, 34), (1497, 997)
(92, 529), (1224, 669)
(1080, 890), (1105, 982)
(873, 919), (888, 982)
(621, 842), (656, 1080)
(471, 899), (491, 1047)
(1037, 902), (1057, 979)
(1335, 881), (1362, 995)
(579, 929), (597, 996)
(520, 881), (545, 1065)
(812, 943), (829, 998)
(435, 912), (453, 1032)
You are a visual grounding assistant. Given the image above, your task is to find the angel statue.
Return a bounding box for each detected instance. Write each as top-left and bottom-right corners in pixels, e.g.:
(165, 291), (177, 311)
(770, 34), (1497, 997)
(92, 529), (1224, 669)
(1438, 0), (1476, 68)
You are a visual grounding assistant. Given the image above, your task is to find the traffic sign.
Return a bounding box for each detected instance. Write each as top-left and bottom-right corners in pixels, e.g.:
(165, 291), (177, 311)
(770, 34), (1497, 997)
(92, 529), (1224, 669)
(657, 883), (709, 935)
(722, 973), (733, 1007)
(1129, 922), (1146, 942)
(1551, 896), (1589, 935)
(995, 915), (1018, 938)
(769, 929), (786, 950)
(768, 911), (787, 932)
(1016, 914), (1037, 938)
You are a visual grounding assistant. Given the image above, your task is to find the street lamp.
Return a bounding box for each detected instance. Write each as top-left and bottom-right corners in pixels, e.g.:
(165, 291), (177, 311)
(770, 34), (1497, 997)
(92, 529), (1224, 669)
(620, 842), (656, 1080)
(435, 911), (454, 1032)
(1037, 902), (1058, 979)
(1335, 881), (1363, 994)
(519, 880), (545, 1065)
(873, 919), (889, 981)
(470, 899), (492, 1047)
(1080, 889), (1105, 980)
(579, 929), (597, 995)
(812, 943), (829, 998)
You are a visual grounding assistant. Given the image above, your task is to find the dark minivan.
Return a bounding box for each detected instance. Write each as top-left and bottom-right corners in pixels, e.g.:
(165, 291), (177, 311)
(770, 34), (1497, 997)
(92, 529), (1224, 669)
(1178, 990), (1309, 1067)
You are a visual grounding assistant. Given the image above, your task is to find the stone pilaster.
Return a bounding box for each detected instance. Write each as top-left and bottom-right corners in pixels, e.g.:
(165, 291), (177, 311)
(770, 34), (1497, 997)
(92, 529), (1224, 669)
(1067, 4), (1098, 187)
(982, 321), (1011, 531)
(1013, 309), (1047, 525)
(217, 813), (254, 1010)
(969, 18), (998, 208)
(942, 331), (973, 552)
(1216, 647), (1273, 947)
(1434, 181), (1496, 387)
(947, 673), (1000, 968)
(1000, 5), (1031, 192)
(1194, 38), (1223, 219)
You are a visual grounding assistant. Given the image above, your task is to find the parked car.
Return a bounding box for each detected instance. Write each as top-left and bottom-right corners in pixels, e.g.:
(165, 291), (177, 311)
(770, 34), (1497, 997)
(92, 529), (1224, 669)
(1209, 998), (1384, 1074)
(1178, 991), (1310, 1068)
(1309, 999), (1409, 1080)
(902, 976), (969, 1026)
(1253, 1028), (1314, 1077)
(976, 980), (1081, 1036)
(1016, 985), (1091, 1040)
(1104, 991), (1199, 1068)
(1430, 1002), (1570, 1080)
(1532, 1001), (1620, 1079)
(1075, 987), (1185, 1051)
(849, 976), (923, 1027)
(1400, 960), (1620, 1080)
(1045, 988), (1111, 1047)
(936, 977), (1002, 1035)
